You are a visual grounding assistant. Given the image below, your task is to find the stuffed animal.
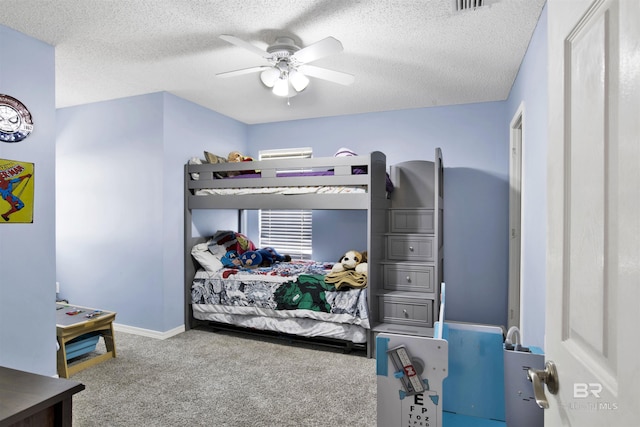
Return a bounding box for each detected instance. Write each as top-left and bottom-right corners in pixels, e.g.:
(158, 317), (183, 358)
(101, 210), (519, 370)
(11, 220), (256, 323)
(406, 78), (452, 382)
(356, 251), (368, 274)
(239, 247), (292, 268)
(331, 250), (367, 275)
(227, 151), (255, 176)
(208, 230), (255, 258)
(228, 151), (245, 162)
(220, 250), (241, 268)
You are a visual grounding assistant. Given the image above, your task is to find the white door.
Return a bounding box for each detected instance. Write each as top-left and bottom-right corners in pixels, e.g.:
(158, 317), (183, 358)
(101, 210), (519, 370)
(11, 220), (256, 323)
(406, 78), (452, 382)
(545, 0), (640, 426)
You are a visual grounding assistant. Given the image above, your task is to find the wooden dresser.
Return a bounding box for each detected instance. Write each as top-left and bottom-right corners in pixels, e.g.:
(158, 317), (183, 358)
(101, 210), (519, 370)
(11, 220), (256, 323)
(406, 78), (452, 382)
(0, 366), (84, 427)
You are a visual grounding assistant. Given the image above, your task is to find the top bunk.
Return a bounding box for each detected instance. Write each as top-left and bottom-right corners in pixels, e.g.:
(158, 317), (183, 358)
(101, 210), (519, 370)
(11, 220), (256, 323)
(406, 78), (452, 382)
(185, 151), (391, 210)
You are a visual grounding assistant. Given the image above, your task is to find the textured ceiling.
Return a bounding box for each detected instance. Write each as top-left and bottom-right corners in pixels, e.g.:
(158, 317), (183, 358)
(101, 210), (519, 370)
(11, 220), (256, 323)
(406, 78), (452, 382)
(0, 0), (545, 124)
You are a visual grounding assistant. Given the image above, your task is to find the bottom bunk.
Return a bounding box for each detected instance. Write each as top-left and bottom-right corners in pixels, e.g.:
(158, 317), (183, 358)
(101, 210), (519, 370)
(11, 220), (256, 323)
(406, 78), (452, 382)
(192, 312), (368, 353)
(189, 231), (371, 352)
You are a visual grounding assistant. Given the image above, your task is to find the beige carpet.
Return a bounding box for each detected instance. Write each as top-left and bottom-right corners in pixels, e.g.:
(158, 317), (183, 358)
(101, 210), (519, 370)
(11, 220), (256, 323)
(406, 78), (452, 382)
(70, 328), (377, 426)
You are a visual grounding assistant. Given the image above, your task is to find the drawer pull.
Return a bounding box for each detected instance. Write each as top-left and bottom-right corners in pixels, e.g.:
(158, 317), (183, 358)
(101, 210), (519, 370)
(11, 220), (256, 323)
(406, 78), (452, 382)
(409, 246), (414, 252)
(406, 276), (411, 283)
(403, 309), (409, 317)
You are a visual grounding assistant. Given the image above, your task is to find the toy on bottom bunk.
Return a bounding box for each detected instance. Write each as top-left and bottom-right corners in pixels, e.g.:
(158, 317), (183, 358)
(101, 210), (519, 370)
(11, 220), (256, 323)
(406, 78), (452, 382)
(220, 246), (292, 269)
(239, 247), (292, 268)
(331, 250), (368, 274)
(325, 250), (368, 290)
(220, 250), (242, 268)
(207, 230), (256, 268)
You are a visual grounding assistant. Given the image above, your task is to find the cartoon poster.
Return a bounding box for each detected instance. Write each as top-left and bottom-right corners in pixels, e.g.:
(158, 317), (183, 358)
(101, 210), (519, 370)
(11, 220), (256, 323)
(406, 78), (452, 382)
(0, 158), (34, 223)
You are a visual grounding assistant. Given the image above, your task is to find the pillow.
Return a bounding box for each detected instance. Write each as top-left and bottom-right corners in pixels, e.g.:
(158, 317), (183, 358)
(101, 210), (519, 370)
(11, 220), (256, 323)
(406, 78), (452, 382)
(191, 243), (223, 274)
(334, 147), (358, 157)
(204, 151), (228, 178)
(188, 157), (202, 180)
(204, 151), (228, 164)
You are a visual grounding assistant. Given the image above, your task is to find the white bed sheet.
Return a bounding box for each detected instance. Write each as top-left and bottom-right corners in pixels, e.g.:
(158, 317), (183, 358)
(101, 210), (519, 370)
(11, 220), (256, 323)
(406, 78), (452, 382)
(192, 307), (369, 343)
(195, 186), (366, 196)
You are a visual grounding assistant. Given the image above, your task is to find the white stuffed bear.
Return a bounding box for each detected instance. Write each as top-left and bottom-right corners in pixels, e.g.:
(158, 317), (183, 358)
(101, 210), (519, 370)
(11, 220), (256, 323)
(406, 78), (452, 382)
(332, 250), (368, 275)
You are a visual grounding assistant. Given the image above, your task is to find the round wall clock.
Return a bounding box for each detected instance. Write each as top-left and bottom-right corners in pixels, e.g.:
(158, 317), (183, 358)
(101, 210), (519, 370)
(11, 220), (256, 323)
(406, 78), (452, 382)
(0, 94), (34, 143)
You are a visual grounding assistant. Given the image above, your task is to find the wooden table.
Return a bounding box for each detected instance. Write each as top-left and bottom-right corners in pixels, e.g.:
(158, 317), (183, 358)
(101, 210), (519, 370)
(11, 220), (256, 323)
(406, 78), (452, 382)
(56, 303), (117, 378)
(0, 366), (84, 427)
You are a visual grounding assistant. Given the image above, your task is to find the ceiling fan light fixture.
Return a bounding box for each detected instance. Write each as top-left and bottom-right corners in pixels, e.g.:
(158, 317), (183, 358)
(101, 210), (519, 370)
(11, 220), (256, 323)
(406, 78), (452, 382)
(218, 34), (353, 99)
(289, 70), (310, 92)
(272, 77), (289, 97)
(260, 68), (280, 88)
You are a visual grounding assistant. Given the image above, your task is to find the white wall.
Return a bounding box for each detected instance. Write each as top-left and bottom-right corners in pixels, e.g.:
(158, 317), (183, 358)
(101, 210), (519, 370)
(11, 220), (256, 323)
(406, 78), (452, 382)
(0, 25), (57, 375)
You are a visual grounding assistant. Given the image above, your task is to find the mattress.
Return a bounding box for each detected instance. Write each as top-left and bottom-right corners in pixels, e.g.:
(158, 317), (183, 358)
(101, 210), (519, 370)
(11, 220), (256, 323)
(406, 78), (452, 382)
(191, 261), (370, 342)
(195, 186), (366, 196)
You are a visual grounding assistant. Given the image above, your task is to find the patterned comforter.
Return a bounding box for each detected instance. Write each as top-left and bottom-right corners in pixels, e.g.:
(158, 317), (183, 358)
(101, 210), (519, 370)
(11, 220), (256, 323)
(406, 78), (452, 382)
(191, 261), (369, 328)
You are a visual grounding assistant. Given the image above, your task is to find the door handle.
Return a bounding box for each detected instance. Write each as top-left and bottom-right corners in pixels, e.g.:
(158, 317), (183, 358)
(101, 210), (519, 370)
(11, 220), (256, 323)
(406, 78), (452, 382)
(527, 360), (559, 409)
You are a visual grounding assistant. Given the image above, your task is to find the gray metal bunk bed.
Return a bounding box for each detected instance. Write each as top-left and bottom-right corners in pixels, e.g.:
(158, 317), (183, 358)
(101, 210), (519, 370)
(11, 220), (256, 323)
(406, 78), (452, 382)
(184, 151), (390, 354)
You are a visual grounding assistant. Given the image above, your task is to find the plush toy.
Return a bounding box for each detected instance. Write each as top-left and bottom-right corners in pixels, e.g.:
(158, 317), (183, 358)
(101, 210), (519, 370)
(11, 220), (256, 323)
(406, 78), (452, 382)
(331, 250), (368, 275)
(208, 230), (255, 258)
(227, 151), (245, 162)
(239, 247), (292, 268)
(220, 250), (241, 268)
(357, 251), (368, 274)
(227, 151), (255, 176)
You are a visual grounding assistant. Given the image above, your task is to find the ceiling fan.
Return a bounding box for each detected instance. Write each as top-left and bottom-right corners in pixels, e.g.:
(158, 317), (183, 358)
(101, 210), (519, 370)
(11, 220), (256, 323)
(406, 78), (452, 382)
(216, 35), (355, 98)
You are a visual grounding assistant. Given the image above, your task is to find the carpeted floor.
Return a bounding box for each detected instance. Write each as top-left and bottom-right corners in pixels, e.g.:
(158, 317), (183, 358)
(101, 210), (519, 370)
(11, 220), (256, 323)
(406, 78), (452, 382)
(70, 328), (377, 426)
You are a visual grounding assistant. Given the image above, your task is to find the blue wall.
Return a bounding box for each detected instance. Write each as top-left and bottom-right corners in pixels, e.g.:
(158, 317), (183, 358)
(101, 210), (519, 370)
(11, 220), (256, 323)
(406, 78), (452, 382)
(0, 26), (57, 375)
(505, 4), (547, 349)
(1, 5), (548, 374)
(56, 93), (246, 333)
(247, 103), (511, 327)
(57, 97), (511, 331)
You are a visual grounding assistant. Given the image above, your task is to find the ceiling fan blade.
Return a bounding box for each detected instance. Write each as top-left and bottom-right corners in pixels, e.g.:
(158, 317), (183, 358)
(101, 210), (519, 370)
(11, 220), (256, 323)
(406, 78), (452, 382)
(219, 35), (273, 60)
(291, 36), (343, 64)
(216, 66), (271, 78)
(298, 64), (355, 86)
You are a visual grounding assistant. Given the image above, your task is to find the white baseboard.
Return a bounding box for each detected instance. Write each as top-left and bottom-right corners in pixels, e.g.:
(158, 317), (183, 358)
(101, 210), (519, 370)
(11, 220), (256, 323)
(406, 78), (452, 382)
(113, 323), (185, 340)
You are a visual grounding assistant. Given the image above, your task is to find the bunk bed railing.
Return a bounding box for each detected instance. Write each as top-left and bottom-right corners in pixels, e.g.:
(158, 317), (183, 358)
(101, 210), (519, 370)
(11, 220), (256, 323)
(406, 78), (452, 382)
(188, 153), (376, 175)
(189, 174), (370, 190)
(186, 151), (385, 190)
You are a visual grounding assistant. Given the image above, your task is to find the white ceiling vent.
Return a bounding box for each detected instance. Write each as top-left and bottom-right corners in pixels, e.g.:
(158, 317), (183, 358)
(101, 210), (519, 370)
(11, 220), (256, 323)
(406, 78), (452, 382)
(453, 0), (499, 12)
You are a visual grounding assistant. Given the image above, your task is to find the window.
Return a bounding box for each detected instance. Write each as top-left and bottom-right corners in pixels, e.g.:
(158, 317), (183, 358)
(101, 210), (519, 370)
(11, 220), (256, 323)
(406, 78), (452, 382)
(258, 148), (313, 260)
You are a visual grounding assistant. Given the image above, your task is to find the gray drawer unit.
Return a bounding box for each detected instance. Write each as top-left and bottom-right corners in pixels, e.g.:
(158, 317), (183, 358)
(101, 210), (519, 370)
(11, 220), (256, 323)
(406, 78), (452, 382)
(382, 262), (435, 292)
(389, 209), (434, 234)
(374, 153), (444, 340)
(378, 295), (434, 327)
(385, 235), (435, 261)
